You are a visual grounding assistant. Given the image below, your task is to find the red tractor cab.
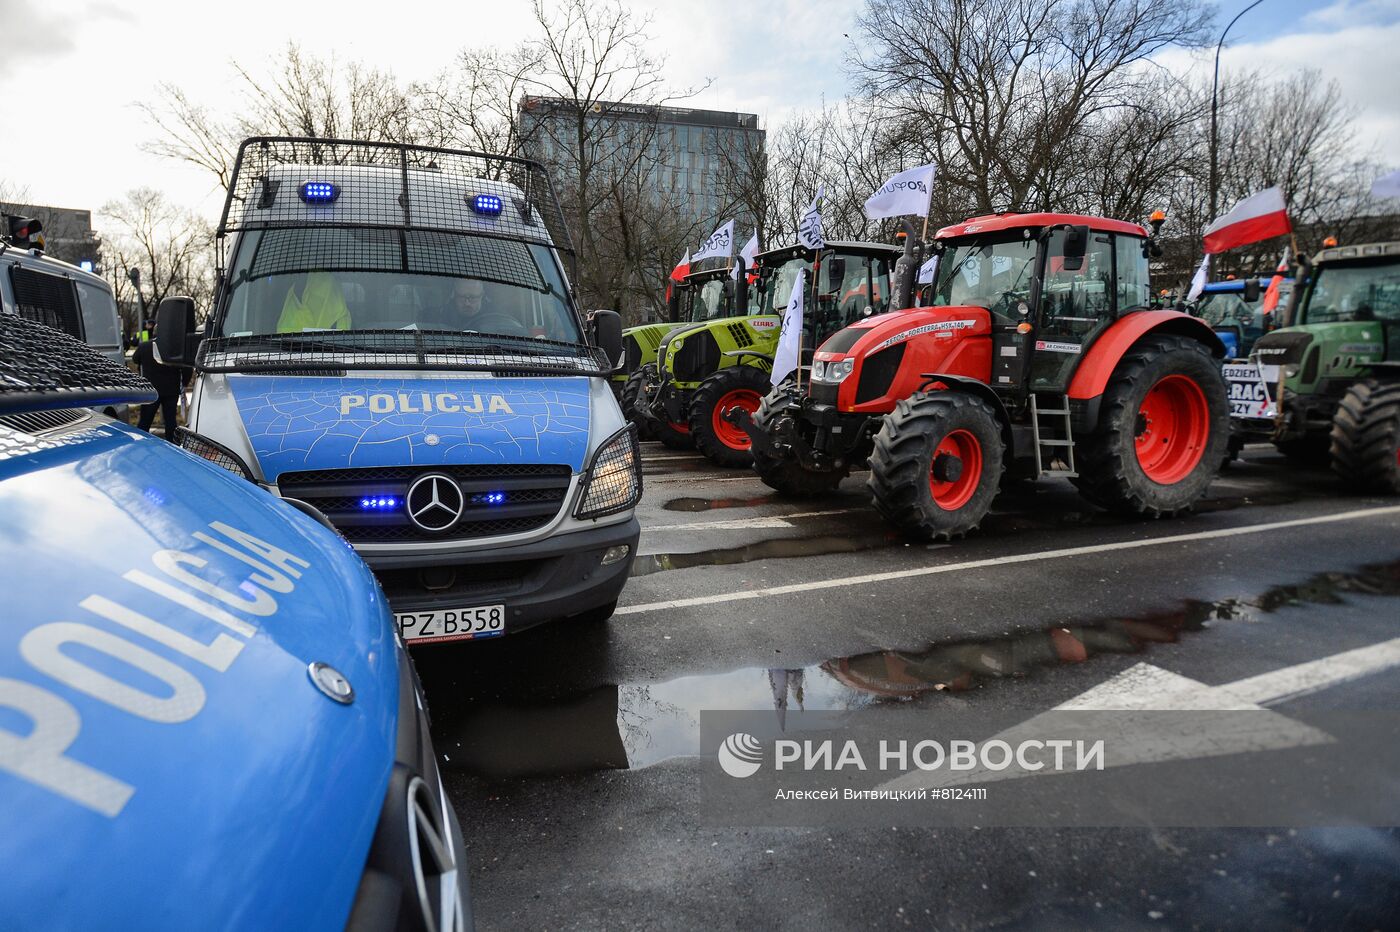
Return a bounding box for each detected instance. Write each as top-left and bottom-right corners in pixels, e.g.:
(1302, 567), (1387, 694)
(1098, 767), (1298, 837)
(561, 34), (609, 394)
(733, 212), (1229, 540)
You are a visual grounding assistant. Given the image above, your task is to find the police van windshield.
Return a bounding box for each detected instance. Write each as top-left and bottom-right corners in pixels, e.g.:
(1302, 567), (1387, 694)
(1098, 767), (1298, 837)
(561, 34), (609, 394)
(1302, 259), (1400, 323)
(219, 228), (584, 344)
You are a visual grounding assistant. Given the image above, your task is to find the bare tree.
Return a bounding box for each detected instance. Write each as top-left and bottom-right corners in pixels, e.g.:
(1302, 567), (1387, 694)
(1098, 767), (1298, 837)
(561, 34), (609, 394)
(99, 189), (215, 321)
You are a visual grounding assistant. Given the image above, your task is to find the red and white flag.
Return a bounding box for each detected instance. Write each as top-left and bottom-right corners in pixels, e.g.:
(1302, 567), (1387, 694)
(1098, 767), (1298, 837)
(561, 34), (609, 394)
(669, 248), (692, 283)
(1203, 187), (1292, 254)
(1260, 247), (1291, 315)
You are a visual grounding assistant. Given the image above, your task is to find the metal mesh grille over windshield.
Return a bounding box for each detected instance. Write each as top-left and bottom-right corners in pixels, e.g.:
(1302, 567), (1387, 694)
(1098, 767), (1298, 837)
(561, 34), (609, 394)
(0, 314), (156, 415)
(219, 137), (573, 258)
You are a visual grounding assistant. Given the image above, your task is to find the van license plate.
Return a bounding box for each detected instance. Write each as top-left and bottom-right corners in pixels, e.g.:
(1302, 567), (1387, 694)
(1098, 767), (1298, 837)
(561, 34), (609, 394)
(395, 605), (505, 644)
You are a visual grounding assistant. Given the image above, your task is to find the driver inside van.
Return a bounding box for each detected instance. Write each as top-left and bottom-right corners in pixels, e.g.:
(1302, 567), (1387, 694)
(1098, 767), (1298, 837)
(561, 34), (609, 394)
(276, 272), (351, 332)
(426, 278), (526, 335)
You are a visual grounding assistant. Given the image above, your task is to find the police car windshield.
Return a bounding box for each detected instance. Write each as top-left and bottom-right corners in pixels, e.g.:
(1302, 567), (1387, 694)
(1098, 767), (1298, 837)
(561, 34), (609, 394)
(219, 228), (584, 344)
(1302, 259), (1400, 324)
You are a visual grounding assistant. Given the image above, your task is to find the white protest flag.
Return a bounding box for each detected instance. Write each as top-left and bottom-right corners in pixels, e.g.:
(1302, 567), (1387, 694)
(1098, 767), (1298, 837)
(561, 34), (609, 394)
(771, 269), (805, 386)
(863, 163), (937, 220)
(1186, 253), (1211, 303)
(1372, 169), (1400, 199)
(693, 219), (735, 263)
(732, 230), (760, 280)
(797, 186), (826, 251)
(917, 253), (940, 285)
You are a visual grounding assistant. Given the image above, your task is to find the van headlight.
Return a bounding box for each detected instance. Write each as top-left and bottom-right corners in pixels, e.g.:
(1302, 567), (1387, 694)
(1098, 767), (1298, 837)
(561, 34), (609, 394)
(812, 358), (854, 384)
(575, 425), (642, 519)
(175, 427), (256, 481)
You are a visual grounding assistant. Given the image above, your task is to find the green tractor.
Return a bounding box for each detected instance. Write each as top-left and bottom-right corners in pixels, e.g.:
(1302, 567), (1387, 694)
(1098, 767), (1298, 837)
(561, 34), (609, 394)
(624, 264), (747, 448)
(1234, 241), (1400, 491)
(640, 241), (901, 466)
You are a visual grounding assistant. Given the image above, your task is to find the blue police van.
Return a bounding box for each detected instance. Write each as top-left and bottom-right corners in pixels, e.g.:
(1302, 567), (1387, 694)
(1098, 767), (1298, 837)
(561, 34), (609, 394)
(155, 138), (641, 646)
(0, 313), (471, 929)
(1196, 276), (1292, 359)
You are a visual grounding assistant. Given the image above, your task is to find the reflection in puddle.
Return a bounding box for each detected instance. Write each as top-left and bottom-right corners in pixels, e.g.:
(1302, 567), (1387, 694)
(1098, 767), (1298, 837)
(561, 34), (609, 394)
(632, 532), (897, 577)
(436, 560), (1400, 778)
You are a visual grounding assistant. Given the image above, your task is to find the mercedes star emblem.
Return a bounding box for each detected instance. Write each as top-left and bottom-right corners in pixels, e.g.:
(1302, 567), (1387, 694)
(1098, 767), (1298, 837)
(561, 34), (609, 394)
(405, 473), (465, 532)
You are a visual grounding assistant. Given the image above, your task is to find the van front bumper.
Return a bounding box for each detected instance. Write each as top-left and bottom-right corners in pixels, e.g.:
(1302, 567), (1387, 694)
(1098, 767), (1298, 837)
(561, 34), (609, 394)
(360, 518), (640, 636)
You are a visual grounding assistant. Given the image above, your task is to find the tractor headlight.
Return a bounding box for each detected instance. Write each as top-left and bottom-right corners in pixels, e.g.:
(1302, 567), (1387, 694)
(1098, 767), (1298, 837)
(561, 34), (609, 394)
(813, 358), (854, 384)
(576, 425), (642, 519)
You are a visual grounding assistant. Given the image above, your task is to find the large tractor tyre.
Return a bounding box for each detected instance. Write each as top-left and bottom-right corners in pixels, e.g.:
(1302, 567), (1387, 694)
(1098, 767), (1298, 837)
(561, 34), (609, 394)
(689, 365), (772, 467)
(1330, 379), (1400, 494)
(867, 392), (1004, 541)
(653, 419), (694, 450)
(752, 382), (848, 497)
(1073, 334), (1229, 517)
(620, 369), (656, 441)
(1274, 435), (1331, 464)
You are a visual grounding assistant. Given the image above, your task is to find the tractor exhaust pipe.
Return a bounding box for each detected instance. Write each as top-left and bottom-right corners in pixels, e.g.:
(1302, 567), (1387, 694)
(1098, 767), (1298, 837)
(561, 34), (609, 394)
(733, 258), (750, 314)
(891, 219), (921, 311)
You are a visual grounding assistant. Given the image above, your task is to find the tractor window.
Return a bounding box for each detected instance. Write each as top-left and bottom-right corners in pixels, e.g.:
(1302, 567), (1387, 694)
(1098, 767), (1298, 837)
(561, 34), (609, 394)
(1114, 235), (1150, 311)
(693, 279), (731, 321)
(758, 257), (808, 315)
(931, 236), (1037, 323)
(1030, 231), (1116, 393)
(1301, 259), (1400, 324)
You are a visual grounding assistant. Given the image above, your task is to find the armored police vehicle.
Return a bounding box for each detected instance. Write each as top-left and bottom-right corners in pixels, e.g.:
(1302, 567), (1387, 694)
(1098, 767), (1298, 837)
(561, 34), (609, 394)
(155, 138), (640, 643)
(0, 313), (471, 929)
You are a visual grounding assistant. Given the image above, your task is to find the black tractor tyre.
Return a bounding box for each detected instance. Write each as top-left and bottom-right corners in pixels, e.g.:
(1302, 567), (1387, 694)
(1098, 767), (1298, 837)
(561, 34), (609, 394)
(1274, 435), (1331, 464)
(867, 391), (1004, 541)
(1330, 379), (1400, 494)
(752, 382), (848, 496)
(1072, 334), (1229, 516)
(689, 365), (774, 467)
(653, 419), (694, 450)
(620, 369), (656, 441)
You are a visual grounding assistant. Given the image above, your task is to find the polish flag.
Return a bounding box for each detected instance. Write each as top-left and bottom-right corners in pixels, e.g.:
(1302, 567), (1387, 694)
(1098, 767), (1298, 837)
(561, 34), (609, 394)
(1204, 187), (1291, 254)
(1260, 247), (1290, 315)
(669, 248), (692, 282)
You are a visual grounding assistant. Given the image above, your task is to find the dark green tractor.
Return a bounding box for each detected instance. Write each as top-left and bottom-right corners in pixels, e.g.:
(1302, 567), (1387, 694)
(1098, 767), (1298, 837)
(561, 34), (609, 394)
(640, 241), (901, 466)
(1235, 241), (1400, 491)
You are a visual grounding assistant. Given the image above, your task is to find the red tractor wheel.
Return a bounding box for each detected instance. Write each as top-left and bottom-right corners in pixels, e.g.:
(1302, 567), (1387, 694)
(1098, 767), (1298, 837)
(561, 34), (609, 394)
(868, 391), (1004, 540)
(1074, 334), (1228, 515)
(689, 365), (773, 467)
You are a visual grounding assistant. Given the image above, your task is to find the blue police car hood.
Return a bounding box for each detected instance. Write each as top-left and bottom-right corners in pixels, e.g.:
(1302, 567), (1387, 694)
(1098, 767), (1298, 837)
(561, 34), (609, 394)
(0, 421), (398, 930)
(228, 374), (592, 481)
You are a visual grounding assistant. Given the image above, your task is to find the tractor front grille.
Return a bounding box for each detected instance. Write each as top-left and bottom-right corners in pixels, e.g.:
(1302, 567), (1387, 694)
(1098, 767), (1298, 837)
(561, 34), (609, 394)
(277, 463), (573, 544)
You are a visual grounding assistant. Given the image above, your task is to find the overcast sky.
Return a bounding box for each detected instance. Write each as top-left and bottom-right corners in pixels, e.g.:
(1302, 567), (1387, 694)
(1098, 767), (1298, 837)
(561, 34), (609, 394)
(0, 0), (1396, 230)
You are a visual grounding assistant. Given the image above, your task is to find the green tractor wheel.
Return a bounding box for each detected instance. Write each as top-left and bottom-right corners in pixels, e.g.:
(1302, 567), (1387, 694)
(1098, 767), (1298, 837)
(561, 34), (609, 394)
(752, 382), (849, 496)
(619, 369), (657, 442)
(1331, 379), (1400, 494)
(689, 365), (772, 467)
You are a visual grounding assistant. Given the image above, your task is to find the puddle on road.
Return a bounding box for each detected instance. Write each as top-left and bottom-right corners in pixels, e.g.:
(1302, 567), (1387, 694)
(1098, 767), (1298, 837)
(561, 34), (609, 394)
(662, 494), (773, 512)
(632, 531), (898, 577)
(434, 559), (1400, 779)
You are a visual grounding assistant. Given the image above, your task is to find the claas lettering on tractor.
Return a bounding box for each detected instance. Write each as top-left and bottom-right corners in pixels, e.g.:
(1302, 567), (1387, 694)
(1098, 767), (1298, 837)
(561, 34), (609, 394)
(737, 211), (1230, 540)
(1236, 241), (1400, 491)
(628, 263), (749, 448)
(641, 240), (900, 467)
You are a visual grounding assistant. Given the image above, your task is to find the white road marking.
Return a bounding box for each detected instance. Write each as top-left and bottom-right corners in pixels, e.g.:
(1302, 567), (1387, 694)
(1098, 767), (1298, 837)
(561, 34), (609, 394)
(646, 473), (761, 484)
(881, 638), (1400, 793)
(643, 509), (858, 533)
(614, 504), (1400, 615)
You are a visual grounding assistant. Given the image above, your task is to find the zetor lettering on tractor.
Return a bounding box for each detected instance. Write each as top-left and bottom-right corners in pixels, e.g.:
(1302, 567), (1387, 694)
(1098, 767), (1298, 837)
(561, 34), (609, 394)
(1236, 241), (1400, 491)
(627, 264), (745, 449)
(737, 212), (1231, 540)
(643, 241), (900, 466)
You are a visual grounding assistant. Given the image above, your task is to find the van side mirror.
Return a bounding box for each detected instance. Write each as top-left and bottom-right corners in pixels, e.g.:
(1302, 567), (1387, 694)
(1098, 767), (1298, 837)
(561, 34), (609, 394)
(1243, 279), (1261, 303)
(1061, 225), (1089, 272)
(588, 309), (623, 370)
(153, 296), (199, 365)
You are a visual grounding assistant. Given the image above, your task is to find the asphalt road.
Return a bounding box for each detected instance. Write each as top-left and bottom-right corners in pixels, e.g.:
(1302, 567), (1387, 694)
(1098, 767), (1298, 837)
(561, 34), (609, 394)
(414, 443), (1400, 931)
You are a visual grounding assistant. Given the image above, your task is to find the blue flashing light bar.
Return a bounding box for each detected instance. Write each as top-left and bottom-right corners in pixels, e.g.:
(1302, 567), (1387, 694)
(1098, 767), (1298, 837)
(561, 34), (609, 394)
(300, 181), (340, 204)
(359, 496), (400, 510)
(471, 193), (503, 216)
(471, 491), (508, 506)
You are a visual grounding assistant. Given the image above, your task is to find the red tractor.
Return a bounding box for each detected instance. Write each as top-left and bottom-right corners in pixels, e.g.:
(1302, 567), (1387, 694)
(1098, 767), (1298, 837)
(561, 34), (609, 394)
(731, 212), (1230, 540)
